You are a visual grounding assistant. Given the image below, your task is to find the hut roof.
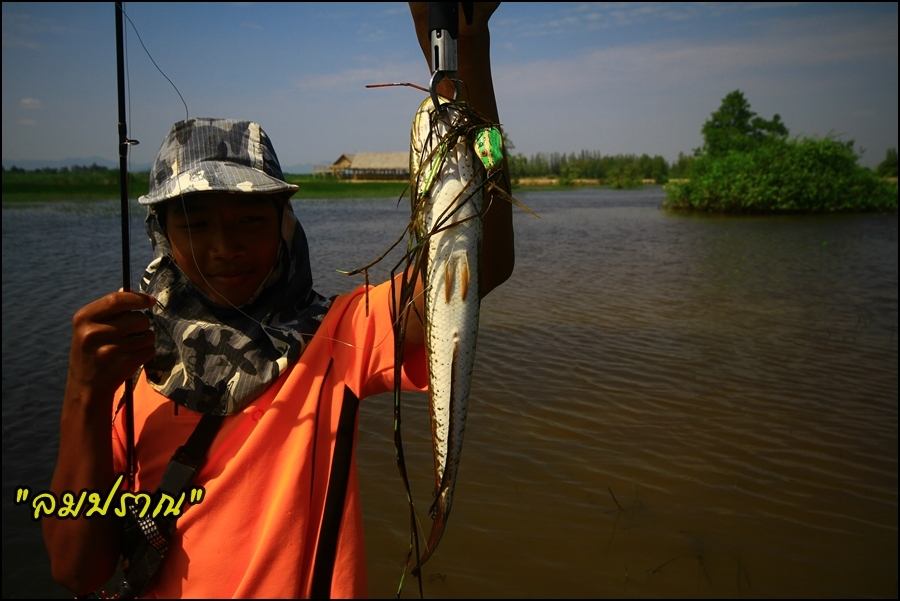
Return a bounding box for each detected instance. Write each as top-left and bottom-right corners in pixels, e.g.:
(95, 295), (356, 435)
(331, 154), (354, 168)
(333, 152), (408, 171)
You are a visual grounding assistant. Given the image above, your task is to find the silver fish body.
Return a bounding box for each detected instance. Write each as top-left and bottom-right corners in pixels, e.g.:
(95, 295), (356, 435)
(409, 95), (483, 565)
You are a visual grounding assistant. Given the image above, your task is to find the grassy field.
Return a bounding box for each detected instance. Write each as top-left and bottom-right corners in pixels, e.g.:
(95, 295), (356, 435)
(0, 170), (414, 202)
(1, 169), (607, 203)
(1, 169), (150, 202)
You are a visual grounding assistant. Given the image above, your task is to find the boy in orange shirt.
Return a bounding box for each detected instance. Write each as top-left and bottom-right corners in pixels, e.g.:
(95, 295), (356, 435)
(43, 3), (512, 597)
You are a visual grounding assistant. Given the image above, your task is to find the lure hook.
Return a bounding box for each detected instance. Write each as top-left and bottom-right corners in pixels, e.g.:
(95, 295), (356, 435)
(429, 70), (462, 111)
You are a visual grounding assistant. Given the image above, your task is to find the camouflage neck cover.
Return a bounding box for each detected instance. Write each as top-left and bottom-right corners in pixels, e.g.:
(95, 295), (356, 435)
(139, 201), (330, 415)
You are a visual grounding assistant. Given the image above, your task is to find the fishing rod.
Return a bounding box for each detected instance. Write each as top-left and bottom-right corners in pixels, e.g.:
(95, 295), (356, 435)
(115, 0), (137, 490)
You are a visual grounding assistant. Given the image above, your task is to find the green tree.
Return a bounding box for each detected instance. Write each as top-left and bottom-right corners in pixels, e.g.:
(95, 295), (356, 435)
(502, 131), (516, 155)
(666, 90), (896, 213)
(669, 152), (694, 178)
(650, 155), (669, 184)
(701, 90), (788, 157)
(666, 137), (896, 213)
(558, 162), (581, 186)
(507, 154), (527, 180)
(608, 161), (641, 189)
(877, 148), (897, 177)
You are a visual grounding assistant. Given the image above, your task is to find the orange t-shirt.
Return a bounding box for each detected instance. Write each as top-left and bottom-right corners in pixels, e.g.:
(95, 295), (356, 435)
(111, 280), (427, 598)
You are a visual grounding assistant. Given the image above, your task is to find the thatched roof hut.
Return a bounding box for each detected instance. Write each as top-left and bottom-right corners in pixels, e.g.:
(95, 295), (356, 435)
(330, 152), (408, 180)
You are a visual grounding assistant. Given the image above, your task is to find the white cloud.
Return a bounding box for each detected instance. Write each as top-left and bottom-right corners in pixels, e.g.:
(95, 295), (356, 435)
(2, 35), (40, 50)
(508, 3), (710, 37)
(492, 10), (896, 161)
(1, 9), (70, 49)
(497, 14), (897, 99)
(295, 61), (421, 92)
(20, 97), (42, 110)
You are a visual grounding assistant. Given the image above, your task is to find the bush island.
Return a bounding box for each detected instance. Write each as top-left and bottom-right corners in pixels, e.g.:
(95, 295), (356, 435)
(664, 90), (897, 213)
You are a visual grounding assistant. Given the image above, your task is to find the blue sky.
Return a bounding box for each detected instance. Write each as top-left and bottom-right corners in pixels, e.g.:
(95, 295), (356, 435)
(2, 2), (898, 170)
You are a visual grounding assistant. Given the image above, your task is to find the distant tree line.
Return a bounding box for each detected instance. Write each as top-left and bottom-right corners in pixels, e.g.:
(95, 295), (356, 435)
(2, 164), (150, 199)
(507, 151), (671, 187)
(877, 148), (898, 178)
(2, 163), (120, 174)
(504, 143), (895, 189)
(3, 142), (895, 191)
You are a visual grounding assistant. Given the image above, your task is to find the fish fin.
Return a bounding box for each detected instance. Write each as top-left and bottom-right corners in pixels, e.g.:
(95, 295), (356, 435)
(460, 254), (470, 302)
(444, 259), (455, 304)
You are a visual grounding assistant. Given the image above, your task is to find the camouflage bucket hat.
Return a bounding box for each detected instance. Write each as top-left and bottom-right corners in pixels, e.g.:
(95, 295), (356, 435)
(138, 117), (298, 205)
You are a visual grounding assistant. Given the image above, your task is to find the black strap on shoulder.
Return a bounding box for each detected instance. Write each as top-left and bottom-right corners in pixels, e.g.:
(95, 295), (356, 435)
(112, 412), (225, 599)
(158, 413), (225, 496)
(310, 386), (360, 599)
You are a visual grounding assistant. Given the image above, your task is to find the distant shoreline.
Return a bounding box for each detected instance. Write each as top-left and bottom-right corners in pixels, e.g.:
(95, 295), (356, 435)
(3, 170), (895, 206)
(514, 177), (662, 187)
(1, 171), (665, 203)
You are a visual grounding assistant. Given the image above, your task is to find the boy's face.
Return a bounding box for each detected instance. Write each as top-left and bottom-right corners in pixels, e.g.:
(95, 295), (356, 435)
(164, 193), (283, 307)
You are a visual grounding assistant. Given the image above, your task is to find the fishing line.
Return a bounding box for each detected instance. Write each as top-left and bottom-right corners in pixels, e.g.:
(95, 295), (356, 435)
(126, 7), (381, 355)
(122, 6), (188, 122)
(122, 6), (407, 370)
(120, 6), (328, 352)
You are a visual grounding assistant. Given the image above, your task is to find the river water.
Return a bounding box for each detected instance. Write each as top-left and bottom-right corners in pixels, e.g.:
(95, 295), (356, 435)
(2, 188), (897, 597)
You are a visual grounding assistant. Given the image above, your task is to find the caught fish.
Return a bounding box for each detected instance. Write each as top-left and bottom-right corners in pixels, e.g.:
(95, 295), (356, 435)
(407, 93), (492, 568)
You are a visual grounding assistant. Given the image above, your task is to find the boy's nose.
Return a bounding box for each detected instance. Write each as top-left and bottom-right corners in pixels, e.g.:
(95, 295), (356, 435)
(207, 224), (245, 259)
